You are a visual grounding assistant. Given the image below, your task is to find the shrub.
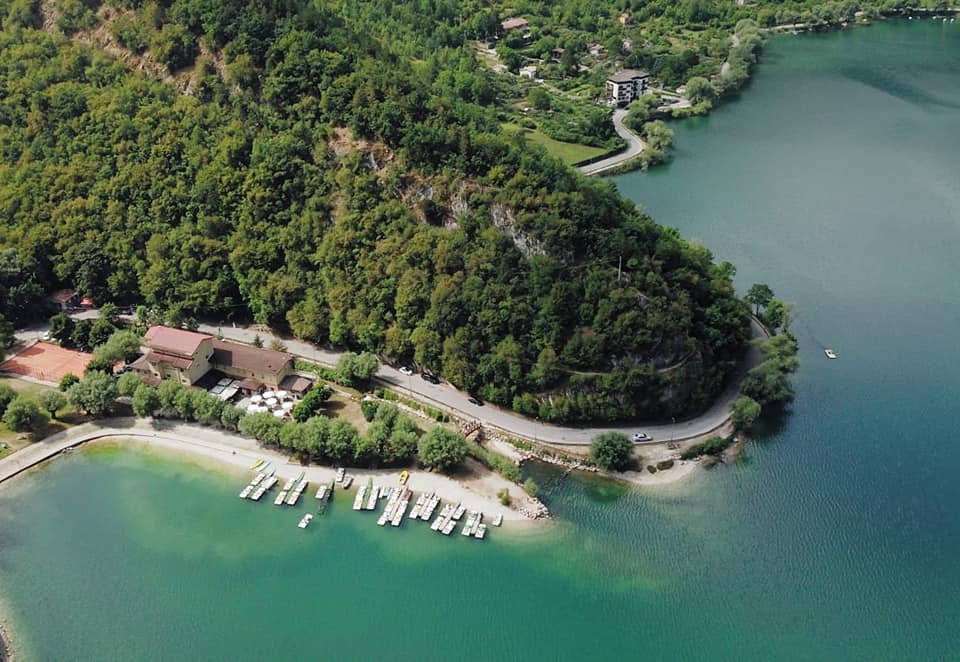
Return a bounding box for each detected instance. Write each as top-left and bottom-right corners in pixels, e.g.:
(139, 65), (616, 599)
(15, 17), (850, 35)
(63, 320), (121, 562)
(498, 488), (511, 506)
(656, 459), (675, 471)
(360, 398), (379, 421)
(84, 357), (114, 375)
(523, 478), (539, 498)
(731, 395), (761, 430)
(59, 373), (80, 392)
(0, 383), (16, 415)
(590, 432), (633, 471)
(3, 396), (48, 432)
(292, 385), (333, 422)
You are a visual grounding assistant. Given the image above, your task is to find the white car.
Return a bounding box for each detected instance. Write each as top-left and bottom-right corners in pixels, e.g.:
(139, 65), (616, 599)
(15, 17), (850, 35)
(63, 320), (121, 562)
(632, 432), (652, 442)
(398, 366), (414, 376)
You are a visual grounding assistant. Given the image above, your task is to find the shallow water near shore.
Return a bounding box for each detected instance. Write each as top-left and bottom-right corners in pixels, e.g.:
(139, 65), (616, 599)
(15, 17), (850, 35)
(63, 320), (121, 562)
(2, 19), (960, 660)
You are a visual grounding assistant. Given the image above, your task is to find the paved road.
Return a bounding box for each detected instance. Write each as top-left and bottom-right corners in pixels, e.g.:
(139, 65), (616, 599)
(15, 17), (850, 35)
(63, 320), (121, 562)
(192, 320), (764, 446)
(13, 315), (761, 447)
(577, 109), (647, 176)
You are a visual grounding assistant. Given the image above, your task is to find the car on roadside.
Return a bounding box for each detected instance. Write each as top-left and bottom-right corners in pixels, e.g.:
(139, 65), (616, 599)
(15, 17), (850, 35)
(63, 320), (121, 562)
(632, 432), (652, 442)
(467, 395), (484, 407)
(398, 366), (414, 376)
(421, 372), (440, 384)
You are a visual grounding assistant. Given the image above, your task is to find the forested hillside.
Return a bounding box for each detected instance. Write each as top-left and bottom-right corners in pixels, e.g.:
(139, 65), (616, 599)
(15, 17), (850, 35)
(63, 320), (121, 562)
(0, 0), (762, 423)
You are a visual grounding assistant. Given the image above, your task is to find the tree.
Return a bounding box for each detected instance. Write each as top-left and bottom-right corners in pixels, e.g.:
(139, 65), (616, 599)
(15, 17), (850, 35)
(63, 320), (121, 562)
(642, 120), (674, 151)
(84, 357), (115, 375)
(38, 390), (67, 419)
(0, 383), (18, 416)
(292, 385), (333, 422)
(417, 427), (467, 471)
(238, 412), (282, 444)
(326, 418), (359, 462)
(220, 405), (244, 431)
(59, 373), (80, 392)
(335, 352), (357, 385)
(360, 398), (379, 422)
(3, 396), (48, 432)
(762, 299), (792, 333)
(94, 329), (143, 363)
(194, 394), (225, 426)
(49, 313), (74, 344)
(731, 395), (761, 430)
(70, 319), (93, 350)
(745, 283), (774, 315)
(116, 372), (144, 396)
(529, 87), (551, 110)
(132, 384), (160, 417)
(523, 478), (539, 497)
(384, 428), (418, 464)
(686, 76), (716, 104)
(590, 432), (633, 471)
(87, 318), (117, 348)
(67, 373), (117, 416)
(353, 352), (380, 381)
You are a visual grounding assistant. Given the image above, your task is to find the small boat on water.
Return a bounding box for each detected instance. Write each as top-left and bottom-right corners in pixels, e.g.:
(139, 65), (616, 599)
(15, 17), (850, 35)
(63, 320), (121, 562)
(410, 493), (427, 519)
(298, 513), (314, 529)
(452, 504), (465, 521)
(261, 476), (278, 491)
(493, 514), (503, 527)
(287, 479), (308, 506)
(335, 467), (345, 484)
(275, 490), (288, 506)
(475, 523), (487, 539)
(282, 476), (297, 493)
(250, 459), (265, 470)
(365, 483), (379, 510)
(431, 504), (452, 532)
(442, 518), (457, 535)
(461, 511), (478, 537)
(250, 472), (266, 487)
(315, 484), (328, 500)
(824, 348), (837, 359)
(341, 475), (354, 489)
(239, 485), (254, 499)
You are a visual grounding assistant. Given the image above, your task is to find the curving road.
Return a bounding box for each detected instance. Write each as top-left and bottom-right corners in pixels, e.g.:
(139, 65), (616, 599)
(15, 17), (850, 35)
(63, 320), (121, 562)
(189, 320), (764, 446)
(577, 108), (647, 176)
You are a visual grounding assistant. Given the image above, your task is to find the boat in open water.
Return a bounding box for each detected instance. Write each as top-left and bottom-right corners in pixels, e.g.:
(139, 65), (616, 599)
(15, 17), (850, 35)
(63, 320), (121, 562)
(824, 348), (838, 359)
(298, 513), (314, 529)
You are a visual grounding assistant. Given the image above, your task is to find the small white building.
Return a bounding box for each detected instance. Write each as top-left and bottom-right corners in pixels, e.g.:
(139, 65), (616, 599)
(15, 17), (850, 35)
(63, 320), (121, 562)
(519, 65), (538, 79)
(605, 69), (650, 106)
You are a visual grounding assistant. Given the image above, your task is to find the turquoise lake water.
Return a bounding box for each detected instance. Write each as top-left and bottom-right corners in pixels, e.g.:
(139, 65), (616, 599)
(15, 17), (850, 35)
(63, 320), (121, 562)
(2, 19), (959, 660)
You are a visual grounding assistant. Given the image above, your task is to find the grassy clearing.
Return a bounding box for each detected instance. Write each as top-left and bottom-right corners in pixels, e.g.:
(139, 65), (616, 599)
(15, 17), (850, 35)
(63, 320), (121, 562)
(0, 377), (84, 459)
(501, 123), (608, 165)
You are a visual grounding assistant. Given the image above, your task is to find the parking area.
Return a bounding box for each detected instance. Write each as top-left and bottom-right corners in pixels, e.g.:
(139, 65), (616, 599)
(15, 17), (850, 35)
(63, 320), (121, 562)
(0, 342), (93, 384)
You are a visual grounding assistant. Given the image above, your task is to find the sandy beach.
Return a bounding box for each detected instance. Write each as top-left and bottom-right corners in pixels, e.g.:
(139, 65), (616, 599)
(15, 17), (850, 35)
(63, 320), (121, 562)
(0, 418), (542, 523)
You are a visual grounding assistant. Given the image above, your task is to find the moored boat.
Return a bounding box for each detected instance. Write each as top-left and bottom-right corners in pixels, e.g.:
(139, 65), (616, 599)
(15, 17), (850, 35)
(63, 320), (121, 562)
(475, 523), (487, 539)
(353, 484), (367, 510)
(250, 472), (266, 487)
(341, 475), (353, 489)
(275, 490), (288, 506)
(399, 470), (410, 485)
(261, 476), (278, 491)
(442, 518), (456, 535)
(410, 493), (427, 519)
(365, 483), (379, 510)
(421, 493), (440, 521)
(452, 504), (465, 521)
(250, 459), (265, 470)
(335, 467), (345, 484)
(315, 484), (327, 500)
(493, 514), (503, 527)
(461, 511), (478, 536)
(239, 485), (254, 499)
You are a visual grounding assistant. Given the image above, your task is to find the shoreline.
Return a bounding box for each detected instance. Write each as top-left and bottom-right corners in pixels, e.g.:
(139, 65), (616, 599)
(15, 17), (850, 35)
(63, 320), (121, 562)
(0, 418), (546, 524)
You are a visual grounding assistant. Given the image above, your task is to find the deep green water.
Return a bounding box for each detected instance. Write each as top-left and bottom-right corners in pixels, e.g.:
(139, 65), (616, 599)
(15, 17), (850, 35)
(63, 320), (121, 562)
(2, 20), (960, 660)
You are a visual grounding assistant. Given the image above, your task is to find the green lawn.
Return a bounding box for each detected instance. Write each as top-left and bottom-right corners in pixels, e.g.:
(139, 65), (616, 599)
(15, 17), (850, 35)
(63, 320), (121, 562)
(501, 123), (608, 165)
(0, 377), (81, 459)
